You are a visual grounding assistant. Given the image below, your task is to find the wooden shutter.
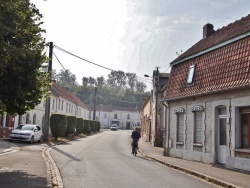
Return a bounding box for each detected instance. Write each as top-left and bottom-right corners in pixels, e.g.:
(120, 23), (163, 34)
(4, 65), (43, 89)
(194, 111), (203, 143)
(177, 113), (184, 142)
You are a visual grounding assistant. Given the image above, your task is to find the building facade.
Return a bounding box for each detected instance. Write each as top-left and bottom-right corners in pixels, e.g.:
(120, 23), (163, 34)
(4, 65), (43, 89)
(163, 15), (250, 172)
(92, 105), (141, 130)
(0, 81), (90, 138)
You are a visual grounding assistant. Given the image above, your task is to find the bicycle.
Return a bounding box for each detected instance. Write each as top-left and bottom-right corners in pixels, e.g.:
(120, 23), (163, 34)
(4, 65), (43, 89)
(132, 140), (138, 156)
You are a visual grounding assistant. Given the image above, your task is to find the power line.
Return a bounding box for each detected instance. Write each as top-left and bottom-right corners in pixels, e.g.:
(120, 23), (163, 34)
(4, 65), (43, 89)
(54, 45), (114, 71)
(53, 52), (81, 86)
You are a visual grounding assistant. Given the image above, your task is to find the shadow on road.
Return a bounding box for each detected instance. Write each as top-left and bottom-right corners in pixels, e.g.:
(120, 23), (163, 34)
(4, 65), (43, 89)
(0, 170), (47, 188)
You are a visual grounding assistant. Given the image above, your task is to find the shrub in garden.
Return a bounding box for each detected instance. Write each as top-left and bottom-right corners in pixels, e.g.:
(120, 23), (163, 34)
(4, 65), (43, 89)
(50, 114), (67, 140)
(96, 121), (101, 131)
(83, 119), (90, 134)
(65, 116), (77, 137)
(89, 120), (95, 132)
(76, 118), (84, 135)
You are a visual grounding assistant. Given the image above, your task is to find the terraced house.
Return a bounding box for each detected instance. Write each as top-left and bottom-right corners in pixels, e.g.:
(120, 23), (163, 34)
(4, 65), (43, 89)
(0, 81), (90, 137)
(163, 14), (250, 172)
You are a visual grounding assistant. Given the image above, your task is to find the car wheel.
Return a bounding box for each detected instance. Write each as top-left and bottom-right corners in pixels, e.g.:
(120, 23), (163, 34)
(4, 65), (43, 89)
(30, 136), (34, 144)
(38, 136), (43, 143)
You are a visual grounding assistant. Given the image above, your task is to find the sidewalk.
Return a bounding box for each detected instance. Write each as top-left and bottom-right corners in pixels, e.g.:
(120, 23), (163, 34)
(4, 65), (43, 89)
(138, 137), (250, 188)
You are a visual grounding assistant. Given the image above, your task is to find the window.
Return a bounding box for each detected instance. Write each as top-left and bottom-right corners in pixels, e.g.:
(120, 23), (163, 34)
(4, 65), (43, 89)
(58, 99), (60, 110)
(177, 113), (184, 142)
(114, 114), (117, 119)
(66, 102), (68, 112)
(61, 100), (63, 111)
(52, 99), (55, 110)
(241, 113), (250, 148)
(192, 105), (203, 144)
(127, 114), (130, 119)
(194, 111), (203, 143)
(104, 114), (107, 118)
(187, 65), (196, 84)
(175, 108), (185, 143)
(33, 114), (36, 124)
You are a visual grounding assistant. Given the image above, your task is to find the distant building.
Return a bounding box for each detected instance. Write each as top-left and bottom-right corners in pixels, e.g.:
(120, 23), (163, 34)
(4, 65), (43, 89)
(90, 104), (141, 130)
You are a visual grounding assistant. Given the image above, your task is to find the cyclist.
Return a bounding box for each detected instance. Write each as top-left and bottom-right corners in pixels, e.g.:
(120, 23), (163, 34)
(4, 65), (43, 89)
(131, 127), (141, 154)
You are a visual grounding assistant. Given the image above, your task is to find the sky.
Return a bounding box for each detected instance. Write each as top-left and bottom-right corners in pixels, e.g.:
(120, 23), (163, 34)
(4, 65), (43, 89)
(31, 0), (250, 90)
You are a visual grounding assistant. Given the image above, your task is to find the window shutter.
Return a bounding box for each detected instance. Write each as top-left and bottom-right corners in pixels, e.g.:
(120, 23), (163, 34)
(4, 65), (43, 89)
(177, 113), (184, 142)
(194, 111), (203, 143)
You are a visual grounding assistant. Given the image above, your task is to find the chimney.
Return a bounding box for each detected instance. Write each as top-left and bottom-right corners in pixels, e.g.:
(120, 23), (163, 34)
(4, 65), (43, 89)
(203, 23), (214, 38)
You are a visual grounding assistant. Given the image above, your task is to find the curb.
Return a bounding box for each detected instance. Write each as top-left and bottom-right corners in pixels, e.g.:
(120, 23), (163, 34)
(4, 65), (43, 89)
(138, 149), (242, 188)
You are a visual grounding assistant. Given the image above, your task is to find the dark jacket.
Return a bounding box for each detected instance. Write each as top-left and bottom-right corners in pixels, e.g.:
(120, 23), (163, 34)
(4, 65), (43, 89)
(131, 130), (141, 140)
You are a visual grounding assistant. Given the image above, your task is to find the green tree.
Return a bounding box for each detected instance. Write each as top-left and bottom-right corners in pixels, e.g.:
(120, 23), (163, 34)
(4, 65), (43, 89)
(55, 69), (78, 93)
(135, 81), (147, 93)
(0, 0), (49, 115)
(126, 73), (137, 91)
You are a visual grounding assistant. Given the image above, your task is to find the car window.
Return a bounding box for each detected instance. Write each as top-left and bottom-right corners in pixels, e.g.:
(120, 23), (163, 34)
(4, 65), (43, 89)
(21, 125), (34, 130)
(16, 124), (24, 129)
(36, 126), (41, 131)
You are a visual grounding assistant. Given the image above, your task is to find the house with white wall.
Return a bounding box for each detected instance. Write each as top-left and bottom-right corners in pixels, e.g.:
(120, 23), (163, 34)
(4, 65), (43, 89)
(0, 81), (90, 138)
(91, 104), (141, 130)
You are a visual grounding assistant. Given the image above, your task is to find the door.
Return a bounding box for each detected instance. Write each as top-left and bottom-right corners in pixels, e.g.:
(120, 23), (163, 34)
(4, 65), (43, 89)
(217, 117), (227, 164)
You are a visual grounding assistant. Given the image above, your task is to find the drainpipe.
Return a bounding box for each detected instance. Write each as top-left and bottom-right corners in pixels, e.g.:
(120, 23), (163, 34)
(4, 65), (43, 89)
(160, 99), (168, 156)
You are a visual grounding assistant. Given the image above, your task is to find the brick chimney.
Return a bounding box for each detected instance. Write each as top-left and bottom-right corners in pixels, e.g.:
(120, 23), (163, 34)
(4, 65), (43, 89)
(203, 23), (214, 38)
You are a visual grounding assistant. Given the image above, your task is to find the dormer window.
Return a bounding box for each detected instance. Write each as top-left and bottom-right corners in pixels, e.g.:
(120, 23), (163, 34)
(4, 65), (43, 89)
(187, 65), (196, 84)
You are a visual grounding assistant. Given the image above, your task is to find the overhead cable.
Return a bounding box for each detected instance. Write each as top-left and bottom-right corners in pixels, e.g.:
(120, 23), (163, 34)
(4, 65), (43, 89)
(54, 45), (114, 71)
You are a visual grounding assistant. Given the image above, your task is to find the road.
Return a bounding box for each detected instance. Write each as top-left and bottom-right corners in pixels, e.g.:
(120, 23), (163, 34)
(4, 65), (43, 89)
(50, 130), (217, 188)
(0, 141), (47, 188)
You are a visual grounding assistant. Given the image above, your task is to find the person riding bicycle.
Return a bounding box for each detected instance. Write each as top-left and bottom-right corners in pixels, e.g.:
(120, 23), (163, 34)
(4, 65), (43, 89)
(131, 127), (141, 154)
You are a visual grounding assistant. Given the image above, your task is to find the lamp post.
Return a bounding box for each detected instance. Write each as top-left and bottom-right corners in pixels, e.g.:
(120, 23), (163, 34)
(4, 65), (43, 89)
(144, 66), (159, 146)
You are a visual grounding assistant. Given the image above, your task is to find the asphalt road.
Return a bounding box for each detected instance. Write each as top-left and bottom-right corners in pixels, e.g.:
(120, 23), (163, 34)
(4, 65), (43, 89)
(50, 130), (217, 188)
(0, 142), (47, 188)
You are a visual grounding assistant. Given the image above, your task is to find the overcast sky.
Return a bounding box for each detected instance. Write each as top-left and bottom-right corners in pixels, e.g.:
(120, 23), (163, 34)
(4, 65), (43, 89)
(31, 0), (250, 89)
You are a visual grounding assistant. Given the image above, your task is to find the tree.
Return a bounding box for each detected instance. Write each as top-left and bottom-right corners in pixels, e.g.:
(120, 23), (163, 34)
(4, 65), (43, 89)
(96, 76), (105, 88)
(0, 1), (49, 115)
(126, 73), (137, 91)
(135, 81), (147, 93)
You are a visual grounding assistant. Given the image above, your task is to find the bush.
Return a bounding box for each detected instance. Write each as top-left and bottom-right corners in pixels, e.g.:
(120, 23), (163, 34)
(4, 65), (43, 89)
(76, 118), (84, 135)
(83, 119), (90, 134)
(50, 114), (67, 140)
(89, 120), (95, 132)
(96, 121), (100, 132)
(65, 116), (77, 137)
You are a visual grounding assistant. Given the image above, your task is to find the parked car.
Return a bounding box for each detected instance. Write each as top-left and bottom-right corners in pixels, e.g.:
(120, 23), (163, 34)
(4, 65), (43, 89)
(9, 124), (43, 143)
(110, 124), (118, 131)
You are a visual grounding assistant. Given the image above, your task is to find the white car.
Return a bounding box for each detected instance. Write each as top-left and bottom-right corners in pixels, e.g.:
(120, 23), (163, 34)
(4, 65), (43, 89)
(9, 124), (43, 143)
(110, 124), (118, 131)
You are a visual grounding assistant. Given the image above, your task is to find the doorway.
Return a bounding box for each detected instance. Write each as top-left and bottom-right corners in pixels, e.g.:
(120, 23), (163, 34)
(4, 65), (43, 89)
(217, 107), (227, 164)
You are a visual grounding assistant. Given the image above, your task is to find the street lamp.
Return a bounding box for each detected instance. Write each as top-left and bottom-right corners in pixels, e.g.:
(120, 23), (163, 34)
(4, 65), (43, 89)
(144, 67), (159, 147)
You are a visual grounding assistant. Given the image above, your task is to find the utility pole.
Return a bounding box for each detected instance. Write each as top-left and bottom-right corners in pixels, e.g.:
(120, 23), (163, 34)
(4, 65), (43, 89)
(44, 42), (53, 142)
(154, 67), (159, 146)
(93, 87), (97, 120)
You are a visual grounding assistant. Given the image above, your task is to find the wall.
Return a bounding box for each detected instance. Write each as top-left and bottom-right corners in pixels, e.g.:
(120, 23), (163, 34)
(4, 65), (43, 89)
(166, 88), (250, 171)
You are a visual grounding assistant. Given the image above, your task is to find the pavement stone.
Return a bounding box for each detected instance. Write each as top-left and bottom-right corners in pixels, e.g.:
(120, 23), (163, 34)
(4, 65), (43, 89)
(138, 137), (250, 188)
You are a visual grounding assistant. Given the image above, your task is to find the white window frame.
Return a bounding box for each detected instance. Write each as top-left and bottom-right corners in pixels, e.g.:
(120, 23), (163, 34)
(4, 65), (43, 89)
(192, 105), (204, 145)
(187, 65), (196, 84)
(175, 108), (185, 143)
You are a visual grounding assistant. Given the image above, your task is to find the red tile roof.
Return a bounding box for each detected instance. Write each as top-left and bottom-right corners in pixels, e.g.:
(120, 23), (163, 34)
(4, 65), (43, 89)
(172, 14), (250, 64)
(51, 82), (89, 109)
(165, 15), (250, 101)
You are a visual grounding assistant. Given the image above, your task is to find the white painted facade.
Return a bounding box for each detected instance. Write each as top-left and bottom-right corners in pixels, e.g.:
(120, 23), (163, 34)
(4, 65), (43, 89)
(93, 106), (141, 130)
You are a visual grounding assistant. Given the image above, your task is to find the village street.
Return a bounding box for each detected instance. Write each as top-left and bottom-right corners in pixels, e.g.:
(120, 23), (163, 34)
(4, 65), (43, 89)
(0, 130), (250, 188)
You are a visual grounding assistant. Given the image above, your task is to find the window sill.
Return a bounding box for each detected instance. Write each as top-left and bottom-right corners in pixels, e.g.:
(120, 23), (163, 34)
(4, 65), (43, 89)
(234, 149), (250, 154)
(193, 143), (203, 147)
(176, 142), (184, 145)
